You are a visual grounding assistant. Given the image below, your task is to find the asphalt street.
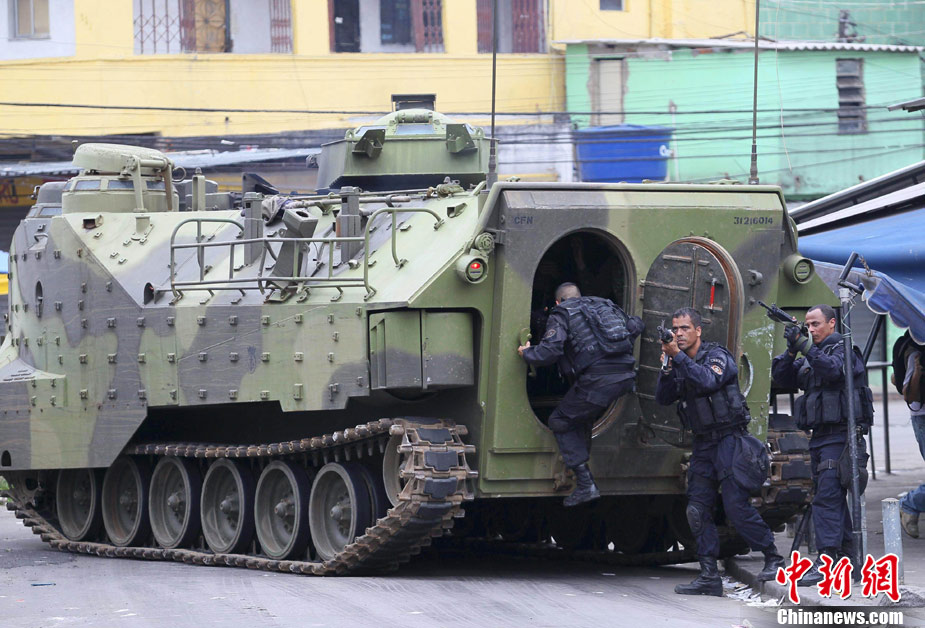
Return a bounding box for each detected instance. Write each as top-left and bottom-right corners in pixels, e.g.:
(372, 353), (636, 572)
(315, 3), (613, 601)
(0, 506), (785, 628)
(1, 393), (919, 628)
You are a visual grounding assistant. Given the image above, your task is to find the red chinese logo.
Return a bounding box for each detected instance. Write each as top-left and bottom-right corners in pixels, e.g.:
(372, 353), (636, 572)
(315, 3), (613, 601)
(817, 554), (853, 600)
(861, 554), (900, 603)
(776, 551), (813, 604)
(776, 551), (901, 603)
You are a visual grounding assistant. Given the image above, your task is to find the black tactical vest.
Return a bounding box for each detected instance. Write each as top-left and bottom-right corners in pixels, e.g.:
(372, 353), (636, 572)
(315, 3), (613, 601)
(554, 297), (634, 376)
(794, 337), (874, 432)
(678, 343), (750, 435)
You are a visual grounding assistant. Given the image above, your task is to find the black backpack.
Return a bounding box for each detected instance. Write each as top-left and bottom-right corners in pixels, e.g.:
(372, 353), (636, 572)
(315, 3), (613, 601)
(892, 331), (924, 403)
(732, 432), (771, 495)
(578, 297), (640, 354)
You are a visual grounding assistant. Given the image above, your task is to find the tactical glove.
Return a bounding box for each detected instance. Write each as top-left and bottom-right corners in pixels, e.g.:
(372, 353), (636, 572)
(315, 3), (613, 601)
(785, 325), (813, 355)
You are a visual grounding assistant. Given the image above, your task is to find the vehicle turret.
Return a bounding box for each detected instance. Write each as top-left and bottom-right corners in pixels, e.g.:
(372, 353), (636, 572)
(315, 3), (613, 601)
(62, 143), (178, 214)
(316, 95), (489, 191)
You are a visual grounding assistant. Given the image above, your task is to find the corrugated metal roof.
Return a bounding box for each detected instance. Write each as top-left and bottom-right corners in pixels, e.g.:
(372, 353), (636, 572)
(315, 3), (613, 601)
(0, 147), (320, 178)
(554, 37), (924, 53)
(889, 96), (925, 112)
(797, 181), (925, 233)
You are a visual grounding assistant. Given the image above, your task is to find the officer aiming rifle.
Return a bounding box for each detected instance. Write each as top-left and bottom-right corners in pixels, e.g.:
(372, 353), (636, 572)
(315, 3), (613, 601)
(656, 307), (782, 596)
(770, 298), (873, 586)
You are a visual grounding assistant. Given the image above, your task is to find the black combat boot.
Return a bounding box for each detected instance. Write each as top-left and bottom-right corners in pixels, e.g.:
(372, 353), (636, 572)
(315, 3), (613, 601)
(838, 545), (862, 583)
(756, 546), (785, 582)
(674, 556), (723, 596)
(563, 463), (601, 507)
(798, 548), (838, 587)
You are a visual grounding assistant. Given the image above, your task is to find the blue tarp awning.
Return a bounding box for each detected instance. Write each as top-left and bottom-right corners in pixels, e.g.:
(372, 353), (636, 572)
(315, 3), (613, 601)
(793, 157), (925, 344)
(800, 206), (925, 344)
(799, 208), (925, 294)
(812, 261), (925, 345)
(866, 274), (925, 345)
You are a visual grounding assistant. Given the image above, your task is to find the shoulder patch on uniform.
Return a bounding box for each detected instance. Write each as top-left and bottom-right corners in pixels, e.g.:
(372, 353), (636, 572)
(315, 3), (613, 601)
(711, 364), (724, 375)
(544, 328), (557, 340)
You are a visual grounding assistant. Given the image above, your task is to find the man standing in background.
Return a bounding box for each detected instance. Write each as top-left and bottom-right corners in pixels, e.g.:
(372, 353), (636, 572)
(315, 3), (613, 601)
(894, 331), (925, 537)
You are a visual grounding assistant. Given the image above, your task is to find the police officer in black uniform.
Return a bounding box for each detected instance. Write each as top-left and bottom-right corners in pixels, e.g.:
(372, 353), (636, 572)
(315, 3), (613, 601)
(656, 307), (784, 596)
(771, 304), (872, 586)
(517, 283), (643, 507)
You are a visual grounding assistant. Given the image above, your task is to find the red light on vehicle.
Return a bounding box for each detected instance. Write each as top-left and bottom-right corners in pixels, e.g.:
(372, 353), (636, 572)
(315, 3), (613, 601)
(458, 255), (487, 283)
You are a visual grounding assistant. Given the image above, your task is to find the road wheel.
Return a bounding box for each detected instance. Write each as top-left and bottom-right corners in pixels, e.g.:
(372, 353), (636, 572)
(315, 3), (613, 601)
(201, 459), (255, 554)
(309, 462), (372, 561)
(149, 457), (202, 548)
(254, 460), (310, 560)
(382, 433), (408, 507)
(354, 462), (389, 522)
(56, 468), (103, 541)
(102, 457), (151, 546)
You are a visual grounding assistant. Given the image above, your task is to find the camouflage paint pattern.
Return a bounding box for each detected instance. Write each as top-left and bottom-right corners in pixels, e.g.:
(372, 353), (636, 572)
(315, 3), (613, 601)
(0, 142), (834, 503)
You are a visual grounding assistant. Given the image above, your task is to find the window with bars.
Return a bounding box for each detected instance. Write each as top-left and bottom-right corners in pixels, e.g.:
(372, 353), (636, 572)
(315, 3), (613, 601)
(268, 0), (293, 53)
(133, 0), (292, 54)
(836, 58), (867, 134)
(476, 0), (545, 54)
(12, 0), (49, 38)
(329, 0), (443, 53)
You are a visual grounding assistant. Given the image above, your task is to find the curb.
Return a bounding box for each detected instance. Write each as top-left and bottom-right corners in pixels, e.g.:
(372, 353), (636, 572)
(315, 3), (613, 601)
(725, 552), (925, 608)
(724, 552), (864, 607)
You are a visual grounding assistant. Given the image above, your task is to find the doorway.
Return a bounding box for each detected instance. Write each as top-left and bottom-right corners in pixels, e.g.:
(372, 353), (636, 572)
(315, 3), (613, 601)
(526, 231), (628, 424)
(331, 0), (360, 52)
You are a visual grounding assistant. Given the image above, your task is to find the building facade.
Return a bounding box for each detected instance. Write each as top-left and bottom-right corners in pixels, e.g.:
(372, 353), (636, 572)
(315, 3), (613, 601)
(0, 0), (923, 196)
(563, 38), (924, 199)
(0, 0), (765, 138)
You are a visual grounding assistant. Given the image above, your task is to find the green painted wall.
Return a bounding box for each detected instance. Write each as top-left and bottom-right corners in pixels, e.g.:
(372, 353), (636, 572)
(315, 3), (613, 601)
(565, 43), (593, 127)
(565, 45), (924, 199)
(760, 1), (925, 46)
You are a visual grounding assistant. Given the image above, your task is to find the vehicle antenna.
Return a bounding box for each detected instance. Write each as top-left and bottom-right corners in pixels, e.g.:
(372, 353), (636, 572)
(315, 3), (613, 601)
(486, 0), (499, 188)
(748, 0), (761, 184)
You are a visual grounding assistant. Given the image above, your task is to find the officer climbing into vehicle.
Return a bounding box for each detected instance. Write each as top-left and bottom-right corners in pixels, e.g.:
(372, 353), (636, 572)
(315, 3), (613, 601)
(771, 304), (873, 586)
(656, 307), (784, 597)
(517, 282), (643, 507)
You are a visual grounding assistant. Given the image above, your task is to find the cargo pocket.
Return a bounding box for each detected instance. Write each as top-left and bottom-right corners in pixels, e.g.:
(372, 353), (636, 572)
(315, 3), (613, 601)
(804, 391), (823, 428)
(857, 388), (875, 426)
(822, 390), (843, 424)
(838, 438), (870, 494)
(709, 392), (730, 422)
(694, 398), (716, 427)
(794, 395), (809, 431)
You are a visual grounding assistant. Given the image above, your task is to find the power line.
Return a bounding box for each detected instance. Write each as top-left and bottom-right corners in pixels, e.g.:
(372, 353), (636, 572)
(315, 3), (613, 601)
(0, 101), (920, 117)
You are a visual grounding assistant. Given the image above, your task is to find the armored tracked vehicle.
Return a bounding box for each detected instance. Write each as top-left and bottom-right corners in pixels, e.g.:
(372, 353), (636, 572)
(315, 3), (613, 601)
(0, 101), (831, 573)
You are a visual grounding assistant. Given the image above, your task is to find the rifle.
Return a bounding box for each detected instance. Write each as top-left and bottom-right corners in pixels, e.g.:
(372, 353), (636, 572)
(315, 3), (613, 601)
(757, 300), (807, 334)
(656, 324), (674, 344)
(656, 323), (674, 370)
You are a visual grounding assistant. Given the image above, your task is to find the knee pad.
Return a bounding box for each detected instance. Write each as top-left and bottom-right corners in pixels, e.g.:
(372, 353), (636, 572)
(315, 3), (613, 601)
(686, 503), (707, 536)
(547, 415), (570, 435)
